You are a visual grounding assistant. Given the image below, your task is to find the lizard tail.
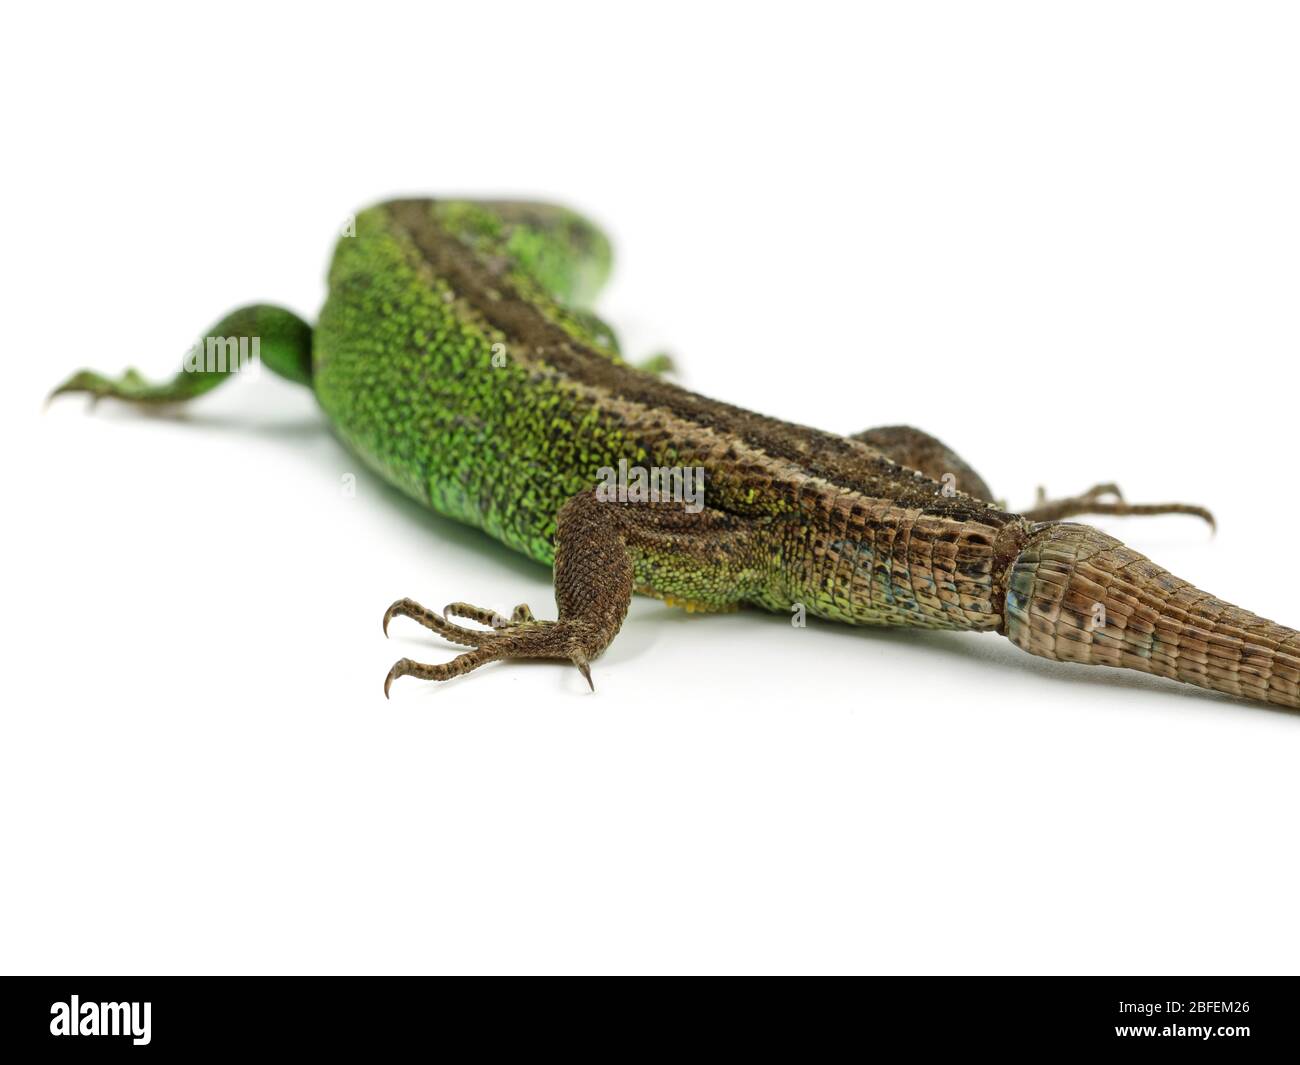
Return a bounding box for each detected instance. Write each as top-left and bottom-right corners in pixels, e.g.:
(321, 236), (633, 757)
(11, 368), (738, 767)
(49, 304), (312, 404)
(1003, 522), (1300, 710)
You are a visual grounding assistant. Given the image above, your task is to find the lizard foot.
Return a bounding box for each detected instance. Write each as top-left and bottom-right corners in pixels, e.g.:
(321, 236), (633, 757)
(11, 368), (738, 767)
(382, 597), (595, 696)
(1021, 482), (1215, 530)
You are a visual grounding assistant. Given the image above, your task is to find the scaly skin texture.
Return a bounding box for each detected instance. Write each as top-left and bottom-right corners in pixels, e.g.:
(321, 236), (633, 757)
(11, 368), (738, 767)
(52, 197), (1300, 709)
(317, 200), (1023, 628)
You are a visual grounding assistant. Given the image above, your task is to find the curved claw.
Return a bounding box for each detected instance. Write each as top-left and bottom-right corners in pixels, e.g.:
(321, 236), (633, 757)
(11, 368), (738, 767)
(382, 598), (433, 638)
(384, 646), (502, 697)
(574, 659), (594, 691)
(380, 597), (603, 698)
(384, 658), (414, 699)
(383, 597), (490, 647)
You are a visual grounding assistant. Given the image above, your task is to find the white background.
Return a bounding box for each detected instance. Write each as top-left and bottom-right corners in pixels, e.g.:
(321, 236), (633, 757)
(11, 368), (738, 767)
(3, 1), (1299, 975)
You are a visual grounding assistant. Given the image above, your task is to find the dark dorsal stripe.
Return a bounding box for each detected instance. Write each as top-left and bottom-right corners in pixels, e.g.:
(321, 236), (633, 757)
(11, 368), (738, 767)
(386, 198), (1013, 528)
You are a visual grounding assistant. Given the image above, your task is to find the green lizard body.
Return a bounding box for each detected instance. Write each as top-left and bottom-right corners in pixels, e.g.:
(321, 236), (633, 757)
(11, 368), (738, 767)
(54, 198), (1300, 709)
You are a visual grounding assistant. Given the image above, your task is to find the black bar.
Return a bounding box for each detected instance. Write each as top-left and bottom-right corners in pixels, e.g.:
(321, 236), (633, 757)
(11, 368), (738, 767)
(0, 976), (1293, 1053)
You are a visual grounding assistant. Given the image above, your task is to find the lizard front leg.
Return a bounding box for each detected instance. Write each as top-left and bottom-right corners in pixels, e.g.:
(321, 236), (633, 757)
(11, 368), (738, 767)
(567, 307), (677, 375)
(382, 490), (765, 695)
(50, 304), (313, 403)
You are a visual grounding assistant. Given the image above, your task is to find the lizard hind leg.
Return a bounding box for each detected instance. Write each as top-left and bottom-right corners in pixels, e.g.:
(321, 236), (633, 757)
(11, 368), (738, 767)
(381, 490), (765, 696)
(1020, 483), (1215, 529)
(852, 425), (995, 501)
(382, 602), (587, 695)
(854, 427), (1216, 528)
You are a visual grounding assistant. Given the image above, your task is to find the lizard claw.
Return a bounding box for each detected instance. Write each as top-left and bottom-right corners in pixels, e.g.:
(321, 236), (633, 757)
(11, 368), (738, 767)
(573, 658), (594, 692)
(380, 596), (602, 697)
(383, 597), (490, 647)
(384, 659), (412, 699)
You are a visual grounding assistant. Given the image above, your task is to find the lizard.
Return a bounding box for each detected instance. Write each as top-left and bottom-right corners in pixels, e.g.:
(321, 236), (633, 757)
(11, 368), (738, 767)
(50, 197), (1299, 710)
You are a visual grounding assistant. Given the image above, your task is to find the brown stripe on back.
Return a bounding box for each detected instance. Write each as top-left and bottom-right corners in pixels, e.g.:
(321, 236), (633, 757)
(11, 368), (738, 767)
(385, 198), (1014, 529)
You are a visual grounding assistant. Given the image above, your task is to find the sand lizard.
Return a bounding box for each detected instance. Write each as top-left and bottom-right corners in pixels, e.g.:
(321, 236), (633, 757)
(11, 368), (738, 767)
(51, 197), (1298, 710)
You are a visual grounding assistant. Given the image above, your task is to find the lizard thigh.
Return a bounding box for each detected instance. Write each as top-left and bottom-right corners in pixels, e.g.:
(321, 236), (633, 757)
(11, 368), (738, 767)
(851, 425), (994, 502)
(554, 490), (769, 618)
